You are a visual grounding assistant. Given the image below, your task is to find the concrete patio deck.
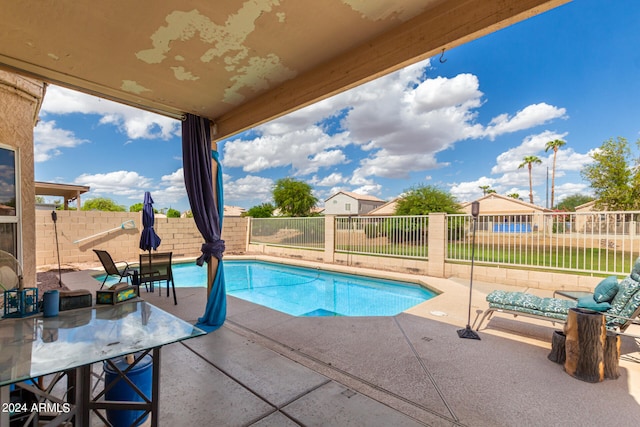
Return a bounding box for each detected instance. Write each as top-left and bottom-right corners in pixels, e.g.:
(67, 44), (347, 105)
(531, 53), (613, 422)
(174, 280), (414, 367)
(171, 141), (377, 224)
(62, 259), (640, 426)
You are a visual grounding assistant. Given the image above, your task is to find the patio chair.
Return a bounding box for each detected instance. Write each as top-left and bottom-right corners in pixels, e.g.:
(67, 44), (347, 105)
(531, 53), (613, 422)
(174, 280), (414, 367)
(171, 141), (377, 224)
(476, 258), (640, 336)
(93, 249), (136, 289)
(139, 252), (176, 305)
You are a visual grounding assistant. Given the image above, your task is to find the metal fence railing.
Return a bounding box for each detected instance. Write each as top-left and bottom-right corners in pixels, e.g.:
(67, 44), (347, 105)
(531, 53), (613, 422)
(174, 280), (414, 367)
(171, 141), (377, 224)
(249, 217), (324, 250)
(447, 211), (640, 275)
(335, 216), (428, 259)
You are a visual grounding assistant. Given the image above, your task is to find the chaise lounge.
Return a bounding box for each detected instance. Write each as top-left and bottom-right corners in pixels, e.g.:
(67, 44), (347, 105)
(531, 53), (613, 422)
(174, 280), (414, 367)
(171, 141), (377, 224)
(476, 258), (640, 335)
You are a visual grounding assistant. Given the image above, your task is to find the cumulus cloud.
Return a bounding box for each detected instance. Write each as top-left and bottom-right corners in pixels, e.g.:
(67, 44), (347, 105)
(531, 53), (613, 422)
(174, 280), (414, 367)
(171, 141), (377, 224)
(223, 175), (274, 203)
(41, 86), (180, 140)
(34, 120), (88, 162)
(484, 103), (567, 140)
(222, 58), (568, 192)
(223, 127), (351, 174)
(310, 173), (347, 187)
(74, 171), (153, 199)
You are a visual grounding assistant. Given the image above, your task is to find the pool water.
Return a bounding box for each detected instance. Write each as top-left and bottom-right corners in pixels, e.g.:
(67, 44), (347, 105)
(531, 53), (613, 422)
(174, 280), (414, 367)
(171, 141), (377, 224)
(97, 260), (436, 317)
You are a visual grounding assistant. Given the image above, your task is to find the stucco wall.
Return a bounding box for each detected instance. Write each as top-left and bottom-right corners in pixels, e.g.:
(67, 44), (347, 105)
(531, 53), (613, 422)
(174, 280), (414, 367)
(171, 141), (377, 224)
(36, 210), (248, 267)
(0, 71), (46, 287)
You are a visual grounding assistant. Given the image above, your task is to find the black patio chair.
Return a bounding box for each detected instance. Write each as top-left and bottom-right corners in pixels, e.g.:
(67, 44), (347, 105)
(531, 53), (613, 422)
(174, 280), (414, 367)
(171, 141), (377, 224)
(93, 249), (136, 289)
(139, 252), (177, 305)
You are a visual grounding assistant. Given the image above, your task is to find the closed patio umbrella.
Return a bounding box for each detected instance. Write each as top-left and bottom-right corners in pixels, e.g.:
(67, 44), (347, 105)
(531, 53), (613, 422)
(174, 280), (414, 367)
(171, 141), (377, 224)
(139, 191), (161, 291)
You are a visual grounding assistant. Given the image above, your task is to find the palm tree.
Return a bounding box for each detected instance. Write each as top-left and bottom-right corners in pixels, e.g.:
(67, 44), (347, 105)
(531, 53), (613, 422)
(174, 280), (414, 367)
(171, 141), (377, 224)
(518, 155), (542, 204)
(479, 185), (490, 195)
(545, 139), (566, 208)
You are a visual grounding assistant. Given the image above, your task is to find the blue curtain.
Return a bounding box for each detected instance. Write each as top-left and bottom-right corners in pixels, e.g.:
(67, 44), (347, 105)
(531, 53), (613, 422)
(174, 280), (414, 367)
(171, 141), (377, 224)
(182, 114), (226, 332)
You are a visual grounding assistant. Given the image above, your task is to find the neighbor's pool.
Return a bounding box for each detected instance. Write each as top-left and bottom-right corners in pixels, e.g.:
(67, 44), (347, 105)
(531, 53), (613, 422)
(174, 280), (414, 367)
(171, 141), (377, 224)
(97, 260), (436, 317)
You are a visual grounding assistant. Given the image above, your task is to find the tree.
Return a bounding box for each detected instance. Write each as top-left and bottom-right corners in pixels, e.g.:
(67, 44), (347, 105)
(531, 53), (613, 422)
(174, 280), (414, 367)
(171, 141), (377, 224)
(518, 155), (542, 204)
(166, 208), (181, 218)
(545, 139), (567, 209)
(555, 194), (594, 211)
(81, 197), (126, 212)
(245, 203), (275, 218)
(272, 178), (318, 217)
(507, 193), (521, 200)
(129, 202), (143, 212)
(581, 137), (640, 211)
(394, 185), (463, 215)
(479, 185), (490, 195)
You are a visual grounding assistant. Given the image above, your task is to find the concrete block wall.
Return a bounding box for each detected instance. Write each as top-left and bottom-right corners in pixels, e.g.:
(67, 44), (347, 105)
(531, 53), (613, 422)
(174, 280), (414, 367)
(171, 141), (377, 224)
(36, 210), (249, 267)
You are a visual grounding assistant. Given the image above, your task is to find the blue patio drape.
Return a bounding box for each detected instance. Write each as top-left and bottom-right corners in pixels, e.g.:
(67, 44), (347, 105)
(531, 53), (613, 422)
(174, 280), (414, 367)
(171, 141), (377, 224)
(182, 114), (226, 332)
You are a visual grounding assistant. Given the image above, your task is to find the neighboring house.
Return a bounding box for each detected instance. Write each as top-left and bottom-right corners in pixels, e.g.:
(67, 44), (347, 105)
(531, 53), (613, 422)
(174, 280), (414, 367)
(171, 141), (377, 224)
(224, 205), (246, 217)
(366, 198), (398, 216)
(181, 206), (246, 218)
(461, 193), (551, 232)
(323, 191), (386, 215)
(35, 181), (90, 210)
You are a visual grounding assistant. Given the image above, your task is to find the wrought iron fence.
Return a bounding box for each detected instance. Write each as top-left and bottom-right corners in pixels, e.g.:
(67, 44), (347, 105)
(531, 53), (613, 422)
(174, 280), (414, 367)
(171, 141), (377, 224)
(335, 215), (428, 259)
(249, 217), (324, 250)
(447, 211), (640, 275)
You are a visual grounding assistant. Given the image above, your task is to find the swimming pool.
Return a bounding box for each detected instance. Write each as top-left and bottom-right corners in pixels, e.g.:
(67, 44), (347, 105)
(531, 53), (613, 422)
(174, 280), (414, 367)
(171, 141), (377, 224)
(97, 260), (436, 317)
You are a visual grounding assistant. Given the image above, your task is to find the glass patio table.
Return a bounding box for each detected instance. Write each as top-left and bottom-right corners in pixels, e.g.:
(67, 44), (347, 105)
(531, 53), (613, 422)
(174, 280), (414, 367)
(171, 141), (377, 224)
(0, 300), (205, 427)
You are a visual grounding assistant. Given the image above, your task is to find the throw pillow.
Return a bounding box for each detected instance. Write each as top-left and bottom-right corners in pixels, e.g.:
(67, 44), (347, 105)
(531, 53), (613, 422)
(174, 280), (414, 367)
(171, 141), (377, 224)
(577, 295), (611, 312)
(594, 276), (619, 303)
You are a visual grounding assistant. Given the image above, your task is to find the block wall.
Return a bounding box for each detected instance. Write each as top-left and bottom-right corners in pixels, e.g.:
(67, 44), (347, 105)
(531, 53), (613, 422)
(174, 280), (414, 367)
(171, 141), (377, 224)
(35, 210), (248, 267)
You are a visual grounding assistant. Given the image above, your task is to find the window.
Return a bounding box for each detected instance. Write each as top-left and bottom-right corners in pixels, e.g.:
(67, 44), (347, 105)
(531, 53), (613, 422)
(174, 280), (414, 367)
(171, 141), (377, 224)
(345, 203), (351, 211)
(0, 144), (19, 257)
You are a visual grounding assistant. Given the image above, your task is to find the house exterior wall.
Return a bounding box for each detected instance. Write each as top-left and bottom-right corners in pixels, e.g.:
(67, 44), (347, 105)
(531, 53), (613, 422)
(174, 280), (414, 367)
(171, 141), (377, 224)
(358, 200), (385, 214)
(323, 193), (357, 215)
(0, 71), (46, 288)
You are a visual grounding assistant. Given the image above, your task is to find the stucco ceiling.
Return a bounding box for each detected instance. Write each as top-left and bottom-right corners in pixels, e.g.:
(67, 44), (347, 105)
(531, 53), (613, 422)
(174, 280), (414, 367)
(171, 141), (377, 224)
(0, 0), (568, 141)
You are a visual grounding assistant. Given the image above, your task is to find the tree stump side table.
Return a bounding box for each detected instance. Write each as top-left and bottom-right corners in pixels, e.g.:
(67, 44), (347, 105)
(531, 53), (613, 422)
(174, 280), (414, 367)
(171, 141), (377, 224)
(563, 308), (620, 382)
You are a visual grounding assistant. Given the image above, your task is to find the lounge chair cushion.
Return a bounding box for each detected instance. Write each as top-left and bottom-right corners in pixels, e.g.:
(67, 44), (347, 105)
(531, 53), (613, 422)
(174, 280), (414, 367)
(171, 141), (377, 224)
(486, 290), (577, 321)
(608, 290), (640, 327)
(608, 275), (640, 318)
(576, 295), (611, 312)
(594, 276), (619, 303)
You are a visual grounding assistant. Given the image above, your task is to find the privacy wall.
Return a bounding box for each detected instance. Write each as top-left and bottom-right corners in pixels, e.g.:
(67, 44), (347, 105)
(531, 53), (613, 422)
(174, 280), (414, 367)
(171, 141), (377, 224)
(35, 210), (247, 267)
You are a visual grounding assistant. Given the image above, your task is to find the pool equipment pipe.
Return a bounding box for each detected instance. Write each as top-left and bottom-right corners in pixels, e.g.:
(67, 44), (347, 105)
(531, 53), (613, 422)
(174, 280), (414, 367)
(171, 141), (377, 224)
(457, 201), (481, 340)
(51, 211), (62, 287)
(73, 220), (136, 244)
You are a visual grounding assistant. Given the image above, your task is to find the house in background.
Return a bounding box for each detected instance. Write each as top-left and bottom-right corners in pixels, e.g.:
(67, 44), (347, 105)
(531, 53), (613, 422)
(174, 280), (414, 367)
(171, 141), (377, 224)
(323, 191), (386, 215)
(461, 193), (551, 232)
(366, 198), (398, 216)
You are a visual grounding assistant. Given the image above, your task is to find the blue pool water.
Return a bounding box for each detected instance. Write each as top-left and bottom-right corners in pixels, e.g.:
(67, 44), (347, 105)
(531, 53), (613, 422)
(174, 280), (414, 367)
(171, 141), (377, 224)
(97, 260), (436, 317)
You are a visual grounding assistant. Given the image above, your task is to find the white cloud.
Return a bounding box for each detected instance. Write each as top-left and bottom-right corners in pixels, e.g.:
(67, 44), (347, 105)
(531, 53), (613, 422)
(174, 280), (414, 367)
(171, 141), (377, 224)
(41, 86), (180, 140)
(310, 173), (346, 187)
(34, 120), (88, 162)
(484, 103), (568, 140)
(223, 127), (351, 174)
(223, 175), (273, 203)
(74, 171), (153, 199)
(221, 59), (567, 186)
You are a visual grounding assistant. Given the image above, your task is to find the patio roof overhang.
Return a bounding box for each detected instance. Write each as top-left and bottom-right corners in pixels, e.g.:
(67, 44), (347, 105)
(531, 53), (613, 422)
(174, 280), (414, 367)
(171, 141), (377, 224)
(35, 181), (90, 209)
(0, 0), (569, 142)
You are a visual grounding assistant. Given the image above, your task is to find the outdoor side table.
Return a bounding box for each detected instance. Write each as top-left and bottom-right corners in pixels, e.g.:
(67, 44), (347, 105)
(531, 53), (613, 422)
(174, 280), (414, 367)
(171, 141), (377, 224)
(0, 300), (204, 427)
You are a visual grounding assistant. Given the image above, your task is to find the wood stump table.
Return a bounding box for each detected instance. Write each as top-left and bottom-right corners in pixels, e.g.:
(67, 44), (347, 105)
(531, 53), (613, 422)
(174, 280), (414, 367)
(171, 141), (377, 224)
(562, 308), (620, 382)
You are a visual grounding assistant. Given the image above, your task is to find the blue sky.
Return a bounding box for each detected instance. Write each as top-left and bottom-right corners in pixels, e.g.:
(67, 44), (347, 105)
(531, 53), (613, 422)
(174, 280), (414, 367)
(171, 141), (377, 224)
(35, 0), (640, 213)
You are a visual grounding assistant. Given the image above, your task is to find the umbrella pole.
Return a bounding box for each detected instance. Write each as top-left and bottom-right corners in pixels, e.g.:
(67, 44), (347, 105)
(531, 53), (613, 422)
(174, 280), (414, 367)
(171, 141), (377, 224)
(458, 201), (481, 340)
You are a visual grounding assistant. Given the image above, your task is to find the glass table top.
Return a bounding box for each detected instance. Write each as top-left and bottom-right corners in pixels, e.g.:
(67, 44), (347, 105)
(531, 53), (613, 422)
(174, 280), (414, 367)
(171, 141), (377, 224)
(0, 301), (205, 387)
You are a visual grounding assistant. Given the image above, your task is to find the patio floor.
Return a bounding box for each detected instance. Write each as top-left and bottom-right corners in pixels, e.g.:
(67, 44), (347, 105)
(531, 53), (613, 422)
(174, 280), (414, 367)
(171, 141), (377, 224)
(62, 259), (640, 426)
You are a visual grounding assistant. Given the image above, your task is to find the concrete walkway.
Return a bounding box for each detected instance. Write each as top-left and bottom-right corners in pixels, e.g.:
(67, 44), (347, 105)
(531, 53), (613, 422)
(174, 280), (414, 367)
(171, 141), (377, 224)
(62, 263), (640, 426)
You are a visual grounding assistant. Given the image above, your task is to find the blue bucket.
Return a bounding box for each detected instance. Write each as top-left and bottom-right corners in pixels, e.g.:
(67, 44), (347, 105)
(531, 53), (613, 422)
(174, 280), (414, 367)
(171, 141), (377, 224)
(43, 290), (59, 317)
(103, 354), (153, 427)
